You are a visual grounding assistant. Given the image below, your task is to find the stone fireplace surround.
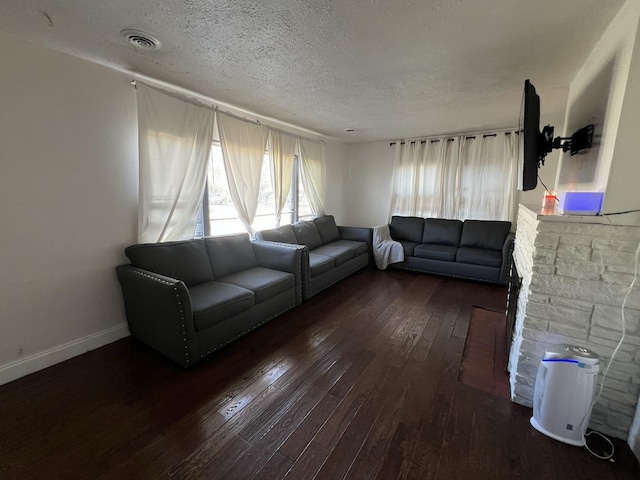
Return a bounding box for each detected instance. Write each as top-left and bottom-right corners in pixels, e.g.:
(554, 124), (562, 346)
(509, 204), (640, 444)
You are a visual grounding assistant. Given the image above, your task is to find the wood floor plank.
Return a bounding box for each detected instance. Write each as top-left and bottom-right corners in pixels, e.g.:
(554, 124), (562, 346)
(277, 392), (341, 461)
(251, 450), (293, 480)
(342, 360), (423, 479)
(374, 421), (419, 480)
(327, 348), (375, 400)
(282, 441), (330, 480)
(433, 385), (473, 480)
(461, 384), (498, 480)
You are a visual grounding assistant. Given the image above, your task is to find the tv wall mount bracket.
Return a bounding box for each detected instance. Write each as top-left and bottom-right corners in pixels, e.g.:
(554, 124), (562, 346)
(538, 124), (594, 166)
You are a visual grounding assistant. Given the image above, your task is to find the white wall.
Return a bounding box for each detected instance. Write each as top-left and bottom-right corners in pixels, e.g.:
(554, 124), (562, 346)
(345, 141), (395, 227)
(604, 16), (640, 216)
(324, 141), (350, 225)
(0, 31), (138, 383)
(555, 0), (640, 208)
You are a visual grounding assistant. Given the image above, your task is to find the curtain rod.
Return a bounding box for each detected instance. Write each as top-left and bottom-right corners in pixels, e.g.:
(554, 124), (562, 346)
(132, 79), (325, 144)
(128, 78), (329, 140)
(389, 130), (518, 146)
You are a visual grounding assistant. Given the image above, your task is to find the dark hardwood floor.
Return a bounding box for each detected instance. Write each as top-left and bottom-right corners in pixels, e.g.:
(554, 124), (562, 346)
(1, 268), (638, 479)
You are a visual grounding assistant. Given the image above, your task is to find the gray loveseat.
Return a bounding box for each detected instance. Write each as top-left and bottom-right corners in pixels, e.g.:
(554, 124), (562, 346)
(388, 216), (514, 285)
(116, 233), (304, 367)
(256, 215), (372, 300)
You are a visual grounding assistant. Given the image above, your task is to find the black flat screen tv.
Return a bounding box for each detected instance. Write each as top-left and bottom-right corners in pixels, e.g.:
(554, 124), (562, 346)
(518, 79), (554, 191)
(520, 80), (540, 191)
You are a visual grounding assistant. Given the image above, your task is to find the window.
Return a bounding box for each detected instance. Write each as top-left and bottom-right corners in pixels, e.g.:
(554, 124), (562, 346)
(200, 143), (311, 236)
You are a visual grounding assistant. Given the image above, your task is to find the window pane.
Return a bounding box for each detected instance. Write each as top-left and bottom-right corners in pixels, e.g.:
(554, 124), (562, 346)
(297, 159), (313, 221)
(254, 153), (277, 228)
(207, 145), (245, 236)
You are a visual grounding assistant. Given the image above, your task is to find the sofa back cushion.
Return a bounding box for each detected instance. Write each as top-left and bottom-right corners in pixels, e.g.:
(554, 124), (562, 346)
(205, 233), (259, 278)
(292, 221), (323, 250)
(460, 220), (512, 250)
(422, 218), (463, 246)
(125, 239), (214, 286)
(389, 216), (425, 243)
(314, 215), (341, 244)
(256, 225), (298, 244)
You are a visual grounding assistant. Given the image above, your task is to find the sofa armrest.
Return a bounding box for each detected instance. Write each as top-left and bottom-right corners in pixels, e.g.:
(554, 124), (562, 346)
(338, 226), (373, 263)
(499, 232), (516, 285)
(338, 226), (373, 248)
(252, 241), (306, 305)
(116, 265), (198, 367)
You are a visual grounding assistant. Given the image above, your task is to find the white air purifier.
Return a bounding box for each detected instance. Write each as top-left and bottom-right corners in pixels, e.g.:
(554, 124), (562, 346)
(530, 344), (600, 446)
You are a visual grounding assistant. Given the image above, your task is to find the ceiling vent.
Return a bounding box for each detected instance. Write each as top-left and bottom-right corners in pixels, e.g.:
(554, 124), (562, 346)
(121, 29), (160, 50)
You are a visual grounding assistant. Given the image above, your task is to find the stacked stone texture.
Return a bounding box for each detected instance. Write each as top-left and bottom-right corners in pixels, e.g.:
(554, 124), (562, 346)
(511, 205), (640, 440)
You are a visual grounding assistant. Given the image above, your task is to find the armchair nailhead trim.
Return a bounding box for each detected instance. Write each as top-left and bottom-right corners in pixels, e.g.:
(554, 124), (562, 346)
(173, 286), (190, 365)
(130, 269), (191, 366)
(133, 270), (175, 286)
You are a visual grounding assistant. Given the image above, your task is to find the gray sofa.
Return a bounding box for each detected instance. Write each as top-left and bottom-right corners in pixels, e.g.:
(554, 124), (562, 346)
(388, 216), (514, 285)
(116, 233), (304, 367)
(256, 215), (372, 300)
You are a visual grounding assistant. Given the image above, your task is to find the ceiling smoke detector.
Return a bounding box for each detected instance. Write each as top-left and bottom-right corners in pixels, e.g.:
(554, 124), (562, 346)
(121, 29), (161, 50)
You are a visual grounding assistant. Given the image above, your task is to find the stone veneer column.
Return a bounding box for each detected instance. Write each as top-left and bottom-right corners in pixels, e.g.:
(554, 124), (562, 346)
(510, 204), (640, 441)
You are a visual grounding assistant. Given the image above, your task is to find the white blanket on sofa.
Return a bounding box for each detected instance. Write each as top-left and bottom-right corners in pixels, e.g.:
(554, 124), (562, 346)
(373, 224), (404, 270)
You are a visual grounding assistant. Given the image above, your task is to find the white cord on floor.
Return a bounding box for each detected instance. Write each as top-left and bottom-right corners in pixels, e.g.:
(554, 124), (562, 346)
(584, 430), (615, 461)
(581, 235), (640, 460)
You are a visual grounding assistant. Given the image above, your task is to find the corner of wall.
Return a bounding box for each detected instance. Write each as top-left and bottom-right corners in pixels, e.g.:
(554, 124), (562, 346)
(555, 0), (640, 205)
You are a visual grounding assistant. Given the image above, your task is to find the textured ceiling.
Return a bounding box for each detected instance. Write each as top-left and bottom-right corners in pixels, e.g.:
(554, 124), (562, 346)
(0, 0), (626, 142)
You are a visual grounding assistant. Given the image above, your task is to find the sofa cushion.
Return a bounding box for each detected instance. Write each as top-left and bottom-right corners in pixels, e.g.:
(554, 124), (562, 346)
(325, 239), (368, 257)
(218, 267), (294, 304)
(422, 218), (463, 246)
(312, 245), (354, 267)
(313, 215), (341, 244)
(456, 247), (503, 268)
(389, 216), (425, 243)
(125, 239), (214, 287)
(292, 221), (323, 250)
(205, 234), (259, 278)
(414, 244), (457, 262)
(397, 240), (419, 257)
(309, 253), (334, 277)
(256, 225), (298, 244)
(189, 281), (254, 331)
(460, 220), (511, 250)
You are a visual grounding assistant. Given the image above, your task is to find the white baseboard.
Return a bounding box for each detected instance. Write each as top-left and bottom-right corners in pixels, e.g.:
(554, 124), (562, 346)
(0, 324), (130, 386)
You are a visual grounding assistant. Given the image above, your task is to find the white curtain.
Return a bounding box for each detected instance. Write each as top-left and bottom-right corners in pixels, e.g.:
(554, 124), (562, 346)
(217, 112), (269, 235)
(137, 83), (214, 243)
(389, 141), (420, 216)
(390, 132), (517, 222)
(430, 138), (461, 219)
(297, 137), (326, 216)
(458, 134), (517, 221)
(268, 130), (297, 226)
(389, 138), (461, 219)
